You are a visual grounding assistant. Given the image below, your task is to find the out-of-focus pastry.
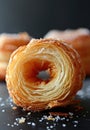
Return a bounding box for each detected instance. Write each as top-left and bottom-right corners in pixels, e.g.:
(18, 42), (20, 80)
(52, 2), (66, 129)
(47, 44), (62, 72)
(6, 39), (85, 111)
(0, 32), (31, 80)
(44, 28), (90, 75)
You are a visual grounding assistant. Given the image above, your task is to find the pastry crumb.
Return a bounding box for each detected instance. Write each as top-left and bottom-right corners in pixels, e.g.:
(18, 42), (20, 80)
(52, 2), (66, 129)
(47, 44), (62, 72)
(27, 112), (31, 115)
(18, 117), (26, 124)
(12, 106), (17, 110)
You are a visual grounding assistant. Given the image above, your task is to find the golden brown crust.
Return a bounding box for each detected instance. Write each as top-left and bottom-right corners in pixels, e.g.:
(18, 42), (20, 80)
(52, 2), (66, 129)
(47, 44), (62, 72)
(0, 32), (31, 80)
(6, 39), (85, 111)
(44, 28), (90, 75)
(67, 35), (90, 75)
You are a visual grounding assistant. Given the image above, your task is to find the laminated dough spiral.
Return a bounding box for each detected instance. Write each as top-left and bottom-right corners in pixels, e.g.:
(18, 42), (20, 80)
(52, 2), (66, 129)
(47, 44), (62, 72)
(6, 39), (85, 111)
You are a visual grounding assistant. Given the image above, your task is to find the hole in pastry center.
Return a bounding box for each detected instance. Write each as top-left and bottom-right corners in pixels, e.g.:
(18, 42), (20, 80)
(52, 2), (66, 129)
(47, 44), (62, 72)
(36, 70), (50, 80)
(23, 59), (55, 83)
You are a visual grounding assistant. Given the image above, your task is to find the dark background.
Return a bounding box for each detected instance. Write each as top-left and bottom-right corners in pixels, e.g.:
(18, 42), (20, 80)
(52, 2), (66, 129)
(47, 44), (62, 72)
(0, 0), (90, 38)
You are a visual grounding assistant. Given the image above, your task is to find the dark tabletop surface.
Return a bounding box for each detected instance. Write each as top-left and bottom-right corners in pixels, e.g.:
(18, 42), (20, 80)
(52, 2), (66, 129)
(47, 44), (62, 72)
(0, 77), (90, 130)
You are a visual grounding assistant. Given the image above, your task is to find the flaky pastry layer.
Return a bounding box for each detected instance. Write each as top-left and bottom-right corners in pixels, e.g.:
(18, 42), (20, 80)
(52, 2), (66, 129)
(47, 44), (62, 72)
(44, 28), (90, 75)
(6, 39), (85, 111)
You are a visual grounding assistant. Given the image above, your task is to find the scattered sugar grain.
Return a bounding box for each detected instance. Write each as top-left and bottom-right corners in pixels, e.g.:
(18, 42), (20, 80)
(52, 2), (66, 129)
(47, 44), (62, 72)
(27, 112), (31, 115)
(2, 109), (5, 112)
(7, 123), (10, 126)
(15, 118), (19, 121)
(50, 125), (54, 128)
(27, 122), (31, 125)
(31, 122), (36, 126)
(11, 124), (14, 127)
(62, 123), (66, 127)
(46, 127), (51, 130)
(74, 124), (77, 127)
(55, 116), (60, 122)
(46, 122), (49, 124)
(39, 119), (43, 122)
(16, 123), (19, 126)
(61, 117), (65, 121)
(73, 120), (78, 124)
(46, 126), (49, 129)
(14, 122), (18, 126)
(9, 102), (14, 107)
